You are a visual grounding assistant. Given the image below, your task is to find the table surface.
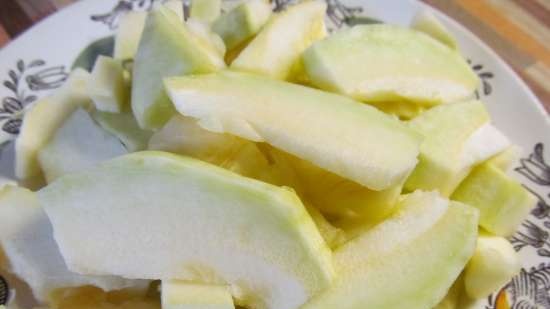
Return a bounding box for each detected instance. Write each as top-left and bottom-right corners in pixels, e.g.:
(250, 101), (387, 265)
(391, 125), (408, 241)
(1, 0), (549, 113)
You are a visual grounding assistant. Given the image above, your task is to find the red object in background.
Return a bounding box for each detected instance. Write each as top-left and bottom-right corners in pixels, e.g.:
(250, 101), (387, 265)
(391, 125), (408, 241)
(0, 0), (56, 47)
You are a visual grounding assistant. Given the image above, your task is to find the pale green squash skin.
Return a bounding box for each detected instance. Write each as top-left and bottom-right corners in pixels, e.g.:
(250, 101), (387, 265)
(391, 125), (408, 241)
(404, 100), (490, 196)
(452, 160), (536, 236)
(131, 7), (224, 130)
(300, 193), (479, 309)
(165, 71), (422, 191)
(212, 0), (272, 51)
(161, 281), (234, 309)
(303, 24), (478, 105)
(230, 1), (327, 81)
(39, 151), (334, 309)
(92, 109), (152, 152)
(190, 0), (222, 23)
(463, 234), (521, 299)
(38, 109), (127, 183)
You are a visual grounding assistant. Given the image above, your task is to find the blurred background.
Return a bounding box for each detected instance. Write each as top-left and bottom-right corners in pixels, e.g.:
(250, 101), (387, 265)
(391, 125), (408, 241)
(0, 0), (549, 112)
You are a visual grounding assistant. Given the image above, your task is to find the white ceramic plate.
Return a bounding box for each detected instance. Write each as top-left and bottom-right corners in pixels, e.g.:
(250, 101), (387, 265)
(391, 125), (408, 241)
(0, 1), (549, 308)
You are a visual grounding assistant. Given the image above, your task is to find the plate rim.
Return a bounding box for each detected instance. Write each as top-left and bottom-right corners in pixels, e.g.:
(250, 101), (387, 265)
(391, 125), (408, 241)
(415, 0), (549, 121)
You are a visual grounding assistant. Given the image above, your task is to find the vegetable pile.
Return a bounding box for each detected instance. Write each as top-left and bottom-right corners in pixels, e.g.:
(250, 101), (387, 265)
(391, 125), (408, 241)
(0, 1), (536, 309)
